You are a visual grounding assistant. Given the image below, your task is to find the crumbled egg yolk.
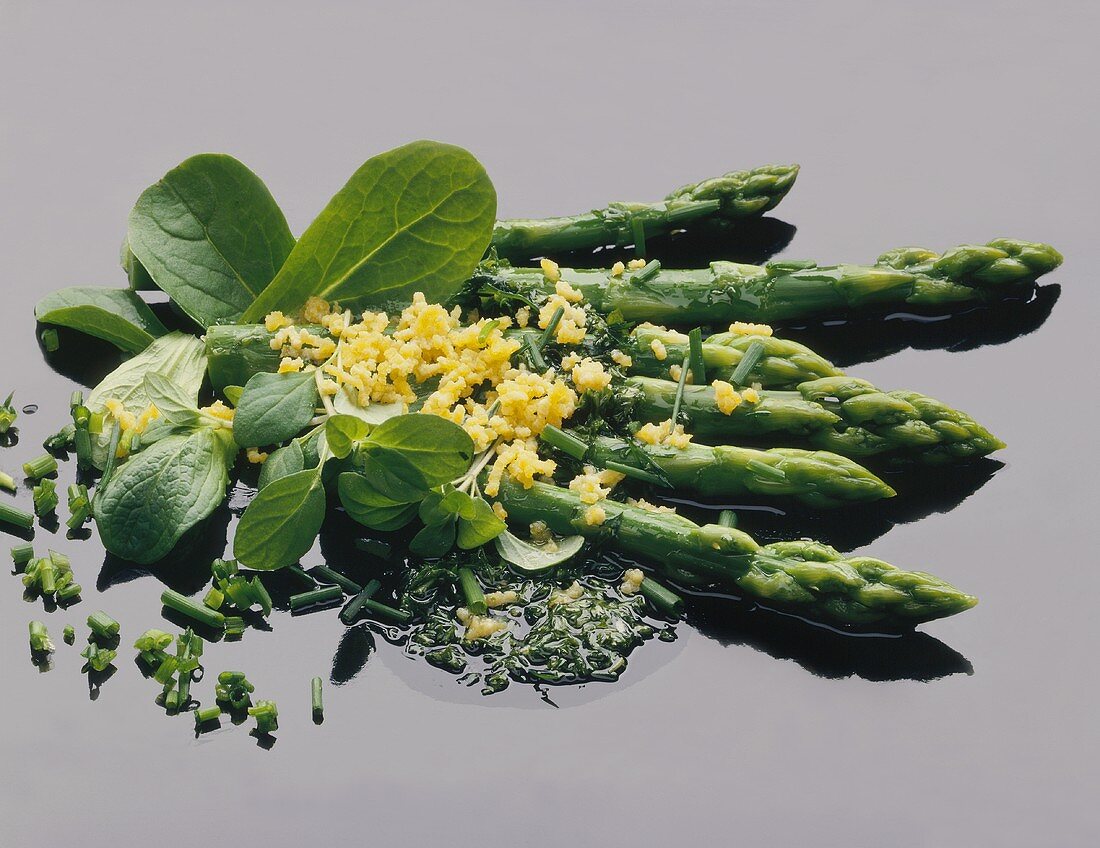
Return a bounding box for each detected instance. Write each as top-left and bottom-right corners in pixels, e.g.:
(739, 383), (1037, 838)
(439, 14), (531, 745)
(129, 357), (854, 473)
(636, 418), (693, 449)
(627, 258), (647, 271)
(456, 607), (508, 641)
(492, 502), (508, 521)
(549, 581), (585, 606)
(264, 311), (293, 332)
(626, 497), (678, 514)
(610, 349), (633, 368)
(200, 400), (235, 423)
(728, 321), (774, 336)
(484, 590), (519, 609)
(529, 520), (558, 551)
(669, 363), (683, 382)
(583, 505), (607, 526)
(570, 357), (611, 393)
(278, 357), (304, 373)
(537, 293), (587, 345)
(484, 439), (557, 497)
(610, 261), (626, 278)
(650, 339), (668, 361)
(515, 306), (531, 328)
(246, 448), (268, 464)
(102, 400), (161, 456)
(569, 469), (611, 505)
(712, 380), (743, 415)
(541, 258), (561, 283)
(742, 387), (761, 404)
(561, 352), (582, 371)
(620, 568), (645, 595)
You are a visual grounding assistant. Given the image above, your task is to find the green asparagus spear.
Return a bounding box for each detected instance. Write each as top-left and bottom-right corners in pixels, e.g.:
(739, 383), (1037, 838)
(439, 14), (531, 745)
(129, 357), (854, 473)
(622, 375), (1004, 464)
(475, 239), (1062, 326)
(491, 477), (976, 628)
(585, 435), (895, 508)
(490, 165), (799, 261)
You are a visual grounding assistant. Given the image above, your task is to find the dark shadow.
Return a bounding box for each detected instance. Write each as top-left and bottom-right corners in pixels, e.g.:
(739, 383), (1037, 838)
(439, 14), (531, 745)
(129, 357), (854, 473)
(37, 324), (124, 387)
(330, 623), (376, 686)
(685, 591), (972, 682)
(86, 664), (117, 700)
(779, 283), (1061, 368)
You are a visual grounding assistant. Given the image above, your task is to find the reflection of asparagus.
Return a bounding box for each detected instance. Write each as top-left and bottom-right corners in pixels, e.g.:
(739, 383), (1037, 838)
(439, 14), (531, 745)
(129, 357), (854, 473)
(624, 375), (1004, 463)
(477, 239), (1062, 325)
(492, 477), (977, 628)
(586, 435), (894, 508)
(490, 165), (799, 261)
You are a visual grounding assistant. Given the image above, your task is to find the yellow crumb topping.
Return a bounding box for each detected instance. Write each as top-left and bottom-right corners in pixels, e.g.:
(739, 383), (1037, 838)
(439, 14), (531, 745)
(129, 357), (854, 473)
(246, 448), (268, 464)
(278, 357), (304, 373)
(620, 568), (645, 595)
(538, 293), (587, 345)
(541, 258), (561, 283)
(484, 590), (519, 609)
(626, 497), (678, 514)
(515, 306), (530, 328)
(549, 581), (585, 606)
(742, 387), (761, 404)
(627, 258), (647, 270)
(492, 501), (508, 521)
(610, 349), (633, 368)
(712, 380), (743, 415)
(650, 339), (668, 361)
(264, 311), (293, 332)
(583, 505), (607, 526)
(728, 321), (774, 337)
(456, 608), (508, 640)
(610, 261), (626, 278)
(200, 400), (235, 423)
(570, 357), (611, 393)
(636, 419), (692, 449)
(555, 278), (583, 303)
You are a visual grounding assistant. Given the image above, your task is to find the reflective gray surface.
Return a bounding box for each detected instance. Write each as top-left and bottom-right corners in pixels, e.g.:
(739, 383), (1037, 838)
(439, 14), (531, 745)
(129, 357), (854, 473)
(1, 2), (1097, 845)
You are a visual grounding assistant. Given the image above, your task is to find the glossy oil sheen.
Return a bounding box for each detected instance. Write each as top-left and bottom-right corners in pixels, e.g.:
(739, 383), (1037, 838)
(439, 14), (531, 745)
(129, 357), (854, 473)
(0, 3), (1097, 846)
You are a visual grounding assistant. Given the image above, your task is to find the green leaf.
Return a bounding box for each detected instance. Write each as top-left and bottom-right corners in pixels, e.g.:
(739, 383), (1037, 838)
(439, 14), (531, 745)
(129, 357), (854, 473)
(233, 370), (319, 448)
(357, 445), (429, 502)
(34, 286), (168, 353)
(127, 154), (295, 326)
(233, 469), (326, 570)
(94, 428), (233, 564)
(333, 385), (405, 425)
(223, 385), (244, 406)
(257, 441), (305, 489)
(409, 518), (457, 558)
(242, 141), (496, 320)
(364, 414), (473, 487)
(337, 472), (418, 531)
(120, 235), (157, 291)
(324, 414), (370, 459)
(142, 373), (202, 427)
(456, 497), (506, 549)
(495, 531), (585, 574)
(87, 332), (206, 469)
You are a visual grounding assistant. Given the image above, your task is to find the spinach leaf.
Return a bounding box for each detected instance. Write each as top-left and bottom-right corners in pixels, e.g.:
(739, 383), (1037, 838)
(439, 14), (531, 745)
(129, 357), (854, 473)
(415, 487), (504, 554)
(233, 468), (326, 570)
(94, 427), (234, 564)
(357, 445), (429, 502)
(258, 441), (305, 489)
(87, 332), (206, 469)
(127, 154), (295, 326)
(337, 472), (418, 531)
(34, 286), (167, 353)
(455, 496), (505, 549)
(120, 235), (157, 291)
(242, 141), (496, 320)
(233, 370), (319, 448)
(363, 414), (473, 487)
(143, 373), (202, 427)
(410, 518), (457, 558)
(324, 414), (370, 459)
(495, 531), (585, 574)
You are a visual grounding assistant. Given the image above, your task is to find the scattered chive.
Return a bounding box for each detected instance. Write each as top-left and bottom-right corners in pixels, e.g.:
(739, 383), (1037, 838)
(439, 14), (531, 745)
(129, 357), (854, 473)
(22, 453), (58, 480)
(638, 577), (684, 619)
(631, 218), (646, 258)
(355, 539), (393, 560)
(0, 471), (16, 493)
(0, 392), (15, 433)
(32, 478), (58, 517)
(38, 558), (56, 595)
(41, 328), (60, 352)
(311, 676), (324, 723)
(535, 304), (565, 354)
(286, 565), (316, 588)
(309, 565), (362, 595)
(29, 620), (54, 653)
(688, 327), (706, 384)
(355, 598), (412, 624)
(338, 579), (382, 625)
(203, 587), (225, 610)
(161, 589), (226, 630)
(538, 424), (588, 461)
(457, 567), (487, 616)
(224, 616), (246, 637)
(717, 509), (738, 528)
(730, 340), (766, 387)
(289, 585), (343, 611)
(87, 611), (120, 640)
(44, 424), (76, 451)
(477, 319), (501, 344)
(57, 582), (82, 602)
(63, 625), (75, 645)
(746, 458), (788, 483)
(248, 699), (279, 734)
(194, 705), (221, 729)
(11, 543), (34, 568)
(0, 500), (34, 530)
(603, 460), (670, 487)
(629, 258), (661, 283)
(133, 629), (173, 652)
(670, 354), (690, 425)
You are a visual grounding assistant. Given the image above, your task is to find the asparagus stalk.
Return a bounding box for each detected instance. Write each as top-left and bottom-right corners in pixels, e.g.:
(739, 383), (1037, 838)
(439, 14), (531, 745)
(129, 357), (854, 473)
(623, 375), (1003, 464)
(475, 239), (1062, 326)
(490, 165), (799, 261)
(491, 477), (976, 628)
(586, 436), (895, 508)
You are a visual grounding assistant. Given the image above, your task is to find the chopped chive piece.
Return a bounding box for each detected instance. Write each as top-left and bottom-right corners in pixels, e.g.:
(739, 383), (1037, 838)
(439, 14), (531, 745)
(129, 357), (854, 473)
(745, 458), (788, 482)
(355, 538), (393, 560)
(22, 453), (58, 480)
(250, 577), (273, 616)
(309, 565), (362, 595)
(56, 582), (82, 602)
(70, 391), (84, 410)
(32, 478), (58, 517)
(356, 598), (411, 624)
(81, 642), (117, 672)
(161, 589), (226, 630)
(688, 327), (706, 384)
(457, 567), (486, 616)
(717, 509), (738, 528)
(603, 460), (669, 487)
(38, 558), (56, 595)
(311, 676), (324, 723)
(631, 218), (646, 258)
(29, 620), (54, 653)
(153, 655), (178, 684)
(638, 577), (684, 618)
(66, 483), (91, 529)
(87, 611), (120, 639)
(133, 629), (173, 652)
(215, 671), (255, 710)
(11, 543), (34, 568)
(535, 304), (565, 354)
(538, 424), (588, 461)
(0, 392), (16, 434)
(45, 424), (77, 451)
(248, 699), (279, 734)
(0, 471), (15, 493)
(629, 258), (661, 283)
(524, 332), (547, 371)
(477, 319), (501, 344)
(286, 564), (316, 588)
(339, 579), (382, 625)
(224, 616), (246, 637)
(203, 587), (225, 610)
(40, 328), (60, 352)
(289, 585), (343, 611)
(2, 500), (42, 529)
(670, 354), (690, 426)
(730, 340), (766, 386)
(164, 688), (180, 711)
(195, 705), (221, 728)
(63, 625), (75, 645)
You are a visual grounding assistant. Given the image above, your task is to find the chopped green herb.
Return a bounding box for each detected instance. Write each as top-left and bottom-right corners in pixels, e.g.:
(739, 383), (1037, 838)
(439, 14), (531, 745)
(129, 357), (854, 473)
(63, 625), (75, 645)
(311, 676), (323, 723)
(161, 589), (226, 630)
(29, 620), (54, 653)
(247, 699), (279, 734)
(22, 453), (58, 480)
(87, 611), (120, 640)
(32, 478), (58, 517)
(289, 585), (343, 611)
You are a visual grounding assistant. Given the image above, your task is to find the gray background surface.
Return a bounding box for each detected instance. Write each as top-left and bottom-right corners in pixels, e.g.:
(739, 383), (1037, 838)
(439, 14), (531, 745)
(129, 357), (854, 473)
(1, 1), (1097, 846)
